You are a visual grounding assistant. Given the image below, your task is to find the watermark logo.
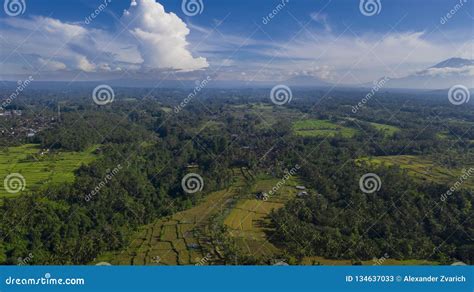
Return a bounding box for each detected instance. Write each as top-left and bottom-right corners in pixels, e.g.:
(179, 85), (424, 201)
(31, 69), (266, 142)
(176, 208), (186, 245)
(174, 76), (211, 113)
(17, 253), (34, 266)
(181, 173), (204, 194)
(84, 164), (122, 202)
(181, 0), (204, 16)
(4, 173), (26, 194)
(440, 0), (468, 25)
(5, 273), (85, 286)
(352, 77), (389, 114)
(261, 164), (300, 200)
(4, 0), (26, 16)
(92, 84), (115, 106)
(359, 0), (381, 16)
(195, 253), (211, 266)
(270, 84), (292, 106)
(262, 0), (290, 25)
(84, 0), (112, 25)
(448, 84), (470, 105)
(372, 253), (389, 265)
(359, 173), (381, 194)
(1, 75), (33, 110)
(440, 168), (474, 202)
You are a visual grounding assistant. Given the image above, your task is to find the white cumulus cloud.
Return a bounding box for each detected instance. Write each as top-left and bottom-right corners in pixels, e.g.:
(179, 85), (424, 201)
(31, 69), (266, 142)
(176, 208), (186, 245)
(121, 0), (208, 71)
(0, 0), (207, 79)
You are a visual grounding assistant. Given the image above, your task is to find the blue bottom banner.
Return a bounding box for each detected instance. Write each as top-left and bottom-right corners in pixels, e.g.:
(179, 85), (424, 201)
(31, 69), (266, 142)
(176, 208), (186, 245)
(0, 266), (472, 292)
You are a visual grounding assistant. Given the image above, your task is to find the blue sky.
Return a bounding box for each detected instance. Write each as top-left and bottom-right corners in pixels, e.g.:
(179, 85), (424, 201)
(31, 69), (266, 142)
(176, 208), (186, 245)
(1, 0), (473, 84)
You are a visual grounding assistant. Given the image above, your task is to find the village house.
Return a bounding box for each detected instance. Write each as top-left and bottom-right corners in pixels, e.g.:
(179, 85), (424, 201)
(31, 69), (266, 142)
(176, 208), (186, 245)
(297, 191), (308, 197)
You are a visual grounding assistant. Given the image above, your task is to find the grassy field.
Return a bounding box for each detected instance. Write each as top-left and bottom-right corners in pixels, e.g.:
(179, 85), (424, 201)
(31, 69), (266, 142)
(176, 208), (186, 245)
(362, 155), (474, 189)
(293, 119), (357, 138)
(345, 118), (400, 137)
(229, 103), (302, 129)
(96, 168), (250, 265)
(0, 144), (97, 200)
(159, 106), (173, 113)
(368, 122), (400, 137)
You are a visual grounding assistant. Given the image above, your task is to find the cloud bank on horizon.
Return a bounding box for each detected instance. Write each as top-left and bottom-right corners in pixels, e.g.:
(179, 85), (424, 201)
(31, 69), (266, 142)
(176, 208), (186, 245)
(0, 0), (472, 86)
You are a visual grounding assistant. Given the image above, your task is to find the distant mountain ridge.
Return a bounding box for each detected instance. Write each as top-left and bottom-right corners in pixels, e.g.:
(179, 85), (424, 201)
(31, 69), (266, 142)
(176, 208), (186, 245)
(430, 58), (474, 69)
(380, 57), (474, 90)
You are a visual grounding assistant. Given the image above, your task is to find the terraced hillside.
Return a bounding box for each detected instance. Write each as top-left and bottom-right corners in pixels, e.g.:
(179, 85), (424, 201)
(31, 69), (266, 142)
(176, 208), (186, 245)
(362, 155), (474, 189)
(96, 168), (252, 265)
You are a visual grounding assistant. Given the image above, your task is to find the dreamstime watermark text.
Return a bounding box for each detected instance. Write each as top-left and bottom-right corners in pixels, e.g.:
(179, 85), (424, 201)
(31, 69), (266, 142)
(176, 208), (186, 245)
(352, 77), (389, 113)
(84, 0), (112, 25)
(440, 168), (474, 202)
(84, 164), (123, 201)
(372, 253), (389, 265)
(195, 253), (212, 266)
(1, 76), (33, 110)
(5, 273), (85, 286)
(440, 0), (468, 24)
(174, 76), (211, 113)
(262, 164), (300, 200)
(17, 253), (34, 266)
(262, 0), (290, 25)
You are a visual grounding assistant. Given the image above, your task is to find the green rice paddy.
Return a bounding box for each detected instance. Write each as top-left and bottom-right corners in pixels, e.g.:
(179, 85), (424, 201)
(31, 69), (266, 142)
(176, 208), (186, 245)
(362, 155), (474, 189)
(293, 119), (357, 138)
(368, 122), (400, 136)
(0, 144), (98, 200)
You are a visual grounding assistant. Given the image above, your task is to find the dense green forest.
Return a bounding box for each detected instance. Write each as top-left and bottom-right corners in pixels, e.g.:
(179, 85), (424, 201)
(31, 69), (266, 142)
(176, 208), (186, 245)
(0, 86), (472, 265)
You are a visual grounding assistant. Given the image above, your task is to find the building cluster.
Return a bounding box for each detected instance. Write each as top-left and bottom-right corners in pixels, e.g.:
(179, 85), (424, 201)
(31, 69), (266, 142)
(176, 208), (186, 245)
(0, 109), (23, 117)
(0, 110), (55, 139)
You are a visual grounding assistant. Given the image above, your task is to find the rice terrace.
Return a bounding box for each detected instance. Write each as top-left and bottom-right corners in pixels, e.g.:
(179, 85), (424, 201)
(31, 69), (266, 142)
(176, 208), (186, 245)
(95, 168), (320, 265)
